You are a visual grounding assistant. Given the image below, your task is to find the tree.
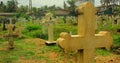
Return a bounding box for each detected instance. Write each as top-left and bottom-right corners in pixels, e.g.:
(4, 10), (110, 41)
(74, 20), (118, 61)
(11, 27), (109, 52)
(32, 7), (37, 15)
(6, 0), (18, 12)
(64, 1), (67, 9)
(67, 0), (76, 16)
(18, 5), (28, 13)
(0, 1), (7, 12)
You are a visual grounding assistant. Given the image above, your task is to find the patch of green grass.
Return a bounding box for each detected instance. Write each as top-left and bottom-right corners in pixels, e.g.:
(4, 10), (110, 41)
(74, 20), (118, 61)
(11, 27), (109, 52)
(39, 45), (61, 53)
(0, 39), (37, 63)
(54, 23), (77, 40)
(112, 34), (120, 46)
(25, 24), (42, 32)
(38, 55), (48, 60)
(0, 50), (19, 63)
(96, 49), (112, 56)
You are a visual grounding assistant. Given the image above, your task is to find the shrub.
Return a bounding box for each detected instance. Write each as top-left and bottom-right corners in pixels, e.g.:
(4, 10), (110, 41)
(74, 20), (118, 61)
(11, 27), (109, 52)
(26, 25), (41, 32)
(112, 34), (120, 46)
(31, 30), (48, 39)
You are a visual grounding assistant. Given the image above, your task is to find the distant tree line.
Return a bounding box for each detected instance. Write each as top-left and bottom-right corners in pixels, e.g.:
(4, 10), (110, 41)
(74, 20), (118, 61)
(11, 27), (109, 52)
(0, 0), (77, 16)
(0, 0), (18, 12)
(0, 0), (120, 17)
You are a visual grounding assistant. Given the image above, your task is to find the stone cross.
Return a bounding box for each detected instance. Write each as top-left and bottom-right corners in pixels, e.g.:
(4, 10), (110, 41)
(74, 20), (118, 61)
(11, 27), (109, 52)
(41, 17), (47, 35)
(23, 18), (27, 28)
(7, 18), (14, 49)
(118, 17), (120, 25)
(13, 23), (22, 38)
(66, 16), (70, 24)
(57, 2), (113, 63)
(42, 13), (56, 45)
(52, 16), (58, 25)
(112, 15), (120, 26)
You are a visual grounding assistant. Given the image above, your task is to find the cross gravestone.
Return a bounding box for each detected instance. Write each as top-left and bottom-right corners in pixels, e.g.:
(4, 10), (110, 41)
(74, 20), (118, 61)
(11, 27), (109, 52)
(52, 16), (58, 25)
(20, 17), (26, 28)
(41, 17), (47, 35)
(118, 17), (120, 25)
(57, 2), (113, 63)
(66, 16), (70, 24)
(13, 23), (22, 38)
(41, 13), (56, 45)
(116, 15), (120, 25)
(23, 18), (27, 28)
(7, 18), (14, 49)
(112, 15), (120, 26)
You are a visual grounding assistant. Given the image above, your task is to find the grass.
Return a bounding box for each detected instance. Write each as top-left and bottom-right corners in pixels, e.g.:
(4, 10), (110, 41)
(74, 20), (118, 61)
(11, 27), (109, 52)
(96, 49), (112, 56)
(112, 34), (120, 47)
(0, 39), (35, 63)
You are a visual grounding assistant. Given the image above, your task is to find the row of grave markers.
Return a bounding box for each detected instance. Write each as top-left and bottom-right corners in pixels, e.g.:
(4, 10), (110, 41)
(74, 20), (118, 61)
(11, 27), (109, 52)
(96, 15), (120, 28)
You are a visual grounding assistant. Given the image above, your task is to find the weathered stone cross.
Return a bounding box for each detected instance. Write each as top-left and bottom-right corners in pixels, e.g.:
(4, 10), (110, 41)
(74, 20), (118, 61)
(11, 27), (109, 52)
(7, 18), (14, 49)
(41, 13), (56, 45)
(57, 2), (113, 63)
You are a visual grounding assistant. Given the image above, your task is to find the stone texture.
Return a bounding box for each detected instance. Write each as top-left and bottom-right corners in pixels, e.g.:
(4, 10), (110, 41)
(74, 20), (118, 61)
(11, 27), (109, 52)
(42, 13), (54, 42)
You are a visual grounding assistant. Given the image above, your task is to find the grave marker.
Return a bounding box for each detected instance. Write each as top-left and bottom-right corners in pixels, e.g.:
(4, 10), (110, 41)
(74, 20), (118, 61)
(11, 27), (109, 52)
(118, 17), (120, 25)
(41, 17), (47, 35)
(53, 16), (59, 25)
(112, 15), (120, 26)
(7, 18), (14, 49)
(41, 13), (56, 45)
(57, 2), (113, 63)
(23, 18), (27, 28)
(13, 23), (22, 38)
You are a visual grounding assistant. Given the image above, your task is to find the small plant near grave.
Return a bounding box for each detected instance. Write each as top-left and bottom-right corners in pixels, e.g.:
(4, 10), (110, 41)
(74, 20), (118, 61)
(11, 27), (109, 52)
(112, 34), (120, 47)
(26, 25), (41, 32)
(96, 49), (112, 56)
(32, 30), (48, 39)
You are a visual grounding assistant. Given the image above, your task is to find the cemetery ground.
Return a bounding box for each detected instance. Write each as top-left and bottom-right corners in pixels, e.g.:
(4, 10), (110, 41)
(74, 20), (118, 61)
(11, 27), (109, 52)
(0, 21), (120, 63)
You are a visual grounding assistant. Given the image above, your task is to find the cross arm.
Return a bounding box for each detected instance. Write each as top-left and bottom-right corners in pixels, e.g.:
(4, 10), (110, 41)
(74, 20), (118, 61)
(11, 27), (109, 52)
(94, 31), (113, 50)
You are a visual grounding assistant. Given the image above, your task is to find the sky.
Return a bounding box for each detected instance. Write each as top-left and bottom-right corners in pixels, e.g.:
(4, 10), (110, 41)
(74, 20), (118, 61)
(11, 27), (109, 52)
(0, 0), (101, 8)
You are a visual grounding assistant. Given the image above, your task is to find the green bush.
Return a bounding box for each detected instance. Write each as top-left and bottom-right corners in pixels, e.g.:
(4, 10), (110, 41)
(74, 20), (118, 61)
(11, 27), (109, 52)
(112, 34), (120, 46)
(26, 25), (42, 32)
(54, 24), (77, 40)
(96, 49), (111, 56)
(30, 30), (48, 39)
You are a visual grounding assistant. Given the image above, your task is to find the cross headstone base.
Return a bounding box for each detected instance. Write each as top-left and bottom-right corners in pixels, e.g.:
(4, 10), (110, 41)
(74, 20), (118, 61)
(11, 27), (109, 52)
(45, 41), (56, 46)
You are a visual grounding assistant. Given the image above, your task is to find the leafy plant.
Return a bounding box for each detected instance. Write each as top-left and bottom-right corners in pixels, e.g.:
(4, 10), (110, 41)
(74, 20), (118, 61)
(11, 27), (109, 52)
(26, 25), (41, 32)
